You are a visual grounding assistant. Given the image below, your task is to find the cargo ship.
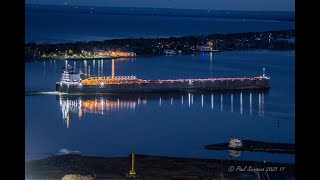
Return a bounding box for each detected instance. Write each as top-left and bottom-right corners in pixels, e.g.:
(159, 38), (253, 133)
(56, 59), (270, 94)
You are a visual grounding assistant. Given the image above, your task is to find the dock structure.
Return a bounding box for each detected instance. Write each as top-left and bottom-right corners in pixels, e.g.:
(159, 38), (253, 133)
(205, 140), (295, 154)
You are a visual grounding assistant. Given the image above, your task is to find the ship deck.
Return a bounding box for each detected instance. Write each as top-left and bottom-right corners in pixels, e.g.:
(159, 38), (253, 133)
(80, 76), (268, 85)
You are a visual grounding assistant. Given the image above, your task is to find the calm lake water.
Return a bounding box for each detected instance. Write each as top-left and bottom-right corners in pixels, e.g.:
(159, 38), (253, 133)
(25, 5), (295, 43)
(25, 50), (295, 163)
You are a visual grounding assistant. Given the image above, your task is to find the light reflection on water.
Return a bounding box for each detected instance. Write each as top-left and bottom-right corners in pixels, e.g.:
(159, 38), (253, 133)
(59, 91), (267, 129)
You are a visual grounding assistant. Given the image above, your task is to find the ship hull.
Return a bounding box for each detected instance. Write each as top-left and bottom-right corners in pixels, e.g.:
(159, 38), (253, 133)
(56, 78), (270, 94)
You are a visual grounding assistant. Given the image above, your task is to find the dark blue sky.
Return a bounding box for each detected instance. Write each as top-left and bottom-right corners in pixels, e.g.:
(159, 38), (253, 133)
(26, 0), (294, 11)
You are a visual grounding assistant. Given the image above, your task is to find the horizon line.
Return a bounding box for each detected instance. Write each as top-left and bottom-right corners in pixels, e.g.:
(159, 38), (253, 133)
(25, 3), (295, 13)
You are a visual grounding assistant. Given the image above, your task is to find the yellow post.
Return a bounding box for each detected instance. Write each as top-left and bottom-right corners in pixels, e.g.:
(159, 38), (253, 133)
(111, 59), (115, 79)
(132, 153), (134, 172)
(129, 152), (136, 175)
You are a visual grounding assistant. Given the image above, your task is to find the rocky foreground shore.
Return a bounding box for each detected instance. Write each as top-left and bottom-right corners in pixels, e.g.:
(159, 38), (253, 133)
(26, 154), (294, 180)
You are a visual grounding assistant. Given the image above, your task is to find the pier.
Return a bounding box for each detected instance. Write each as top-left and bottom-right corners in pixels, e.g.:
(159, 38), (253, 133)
(205, 140), (295, 154)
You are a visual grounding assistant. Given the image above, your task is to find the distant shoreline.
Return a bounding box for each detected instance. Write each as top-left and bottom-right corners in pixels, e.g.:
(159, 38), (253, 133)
(27, 49), (295, 62)
(38, 56), (136, 61)
(25, 29), (295, 61)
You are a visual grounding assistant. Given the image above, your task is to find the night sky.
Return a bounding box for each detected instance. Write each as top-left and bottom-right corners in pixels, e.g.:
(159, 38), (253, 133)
(26, 0), (295, 11)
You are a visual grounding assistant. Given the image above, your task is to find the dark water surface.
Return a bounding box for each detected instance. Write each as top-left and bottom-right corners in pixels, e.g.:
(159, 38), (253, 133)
(25, 50), (294, 163)
(25, 5), (294, 43)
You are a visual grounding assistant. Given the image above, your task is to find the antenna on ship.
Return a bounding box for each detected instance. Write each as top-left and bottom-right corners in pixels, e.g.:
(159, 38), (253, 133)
(263, 68), (265, 77)
(111, 59), (115, 79)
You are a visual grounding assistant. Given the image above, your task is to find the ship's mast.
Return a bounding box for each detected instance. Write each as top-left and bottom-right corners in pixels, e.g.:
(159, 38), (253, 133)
(112, 59), (115, 79)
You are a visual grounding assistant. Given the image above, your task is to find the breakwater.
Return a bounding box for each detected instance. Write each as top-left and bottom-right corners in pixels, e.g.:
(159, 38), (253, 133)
(205, 140), (295, 154)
